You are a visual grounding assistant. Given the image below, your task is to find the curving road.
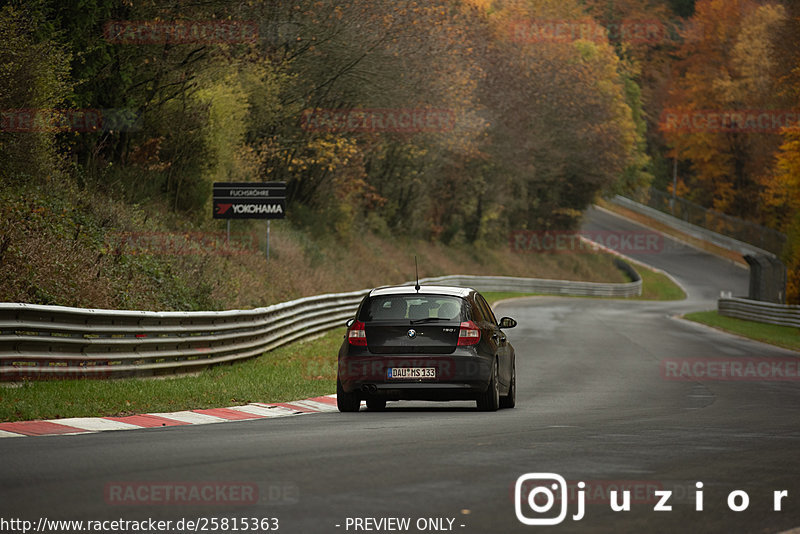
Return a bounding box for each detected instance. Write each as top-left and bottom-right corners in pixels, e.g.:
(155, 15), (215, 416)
(1, 208), (799, 534)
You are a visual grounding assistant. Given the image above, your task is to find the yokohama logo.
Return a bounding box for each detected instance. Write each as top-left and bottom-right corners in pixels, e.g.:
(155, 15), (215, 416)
(215, 203), (283, 215)
(232, 204), (283, 214)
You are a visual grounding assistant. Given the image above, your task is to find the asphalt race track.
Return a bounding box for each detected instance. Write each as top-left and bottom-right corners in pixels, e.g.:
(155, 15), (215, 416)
(1, 208), (799, 534)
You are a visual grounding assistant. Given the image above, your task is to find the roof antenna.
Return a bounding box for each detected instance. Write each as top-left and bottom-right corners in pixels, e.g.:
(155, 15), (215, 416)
(414, 256), (420, 292)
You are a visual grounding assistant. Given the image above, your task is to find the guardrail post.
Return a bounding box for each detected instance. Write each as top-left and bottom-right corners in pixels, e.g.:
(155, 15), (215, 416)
(745, 254), (787, 304)
(744, 255), (763, 302)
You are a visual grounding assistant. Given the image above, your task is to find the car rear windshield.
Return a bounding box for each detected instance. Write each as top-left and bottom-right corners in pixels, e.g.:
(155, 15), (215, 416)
(359, 294), (464, 322)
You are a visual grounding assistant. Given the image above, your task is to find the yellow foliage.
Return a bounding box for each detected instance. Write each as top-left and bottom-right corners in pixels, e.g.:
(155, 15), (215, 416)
(762, 129), (800, 229)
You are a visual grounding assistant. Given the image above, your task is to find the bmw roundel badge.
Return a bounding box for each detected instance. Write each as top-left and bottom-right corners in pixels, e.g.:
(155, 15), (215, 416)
(407, 329), (416, 339)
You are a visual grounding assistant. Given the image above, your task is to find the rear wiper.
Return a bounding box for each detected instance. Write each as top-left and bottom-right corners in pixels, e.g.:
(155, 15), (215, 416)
(409, 317), (451, 324)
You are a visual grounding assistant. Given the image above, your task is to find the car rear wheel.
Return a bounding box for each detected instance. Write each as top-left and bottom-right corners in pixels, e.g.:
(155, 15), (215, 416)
(476, 359), (500, 412)
(366, 398), (387, 411)
(500, 363), (516, 409)
(337, 379), (361, 412)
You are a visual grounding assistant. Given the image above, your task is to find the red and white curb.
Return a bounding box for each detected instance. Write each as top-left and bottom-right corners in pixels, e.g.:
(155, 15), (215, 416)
(0, 395), (353, 438)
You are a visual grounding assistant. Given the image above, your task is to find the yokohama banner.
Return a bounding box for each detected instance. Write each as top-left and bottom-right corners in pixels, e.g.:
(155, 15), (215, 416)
(212, 182), (287, 220)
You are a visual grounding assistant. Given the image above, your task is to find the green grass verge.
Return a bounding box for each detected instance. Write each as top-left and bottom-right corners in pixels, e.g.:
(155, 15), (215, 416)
(483, 264), (686, 305)
(632, 267), (686, 301)
(684, 311), (800, 352)
(483, 292), (541, 305)
(0, 330), (344, 423)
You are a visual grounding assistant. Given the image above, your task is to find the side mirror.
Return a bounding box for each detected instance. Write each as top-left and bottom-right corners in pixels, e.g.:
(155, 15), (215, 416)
(345, 318), (356, 328)
(499, 317), (517, 329)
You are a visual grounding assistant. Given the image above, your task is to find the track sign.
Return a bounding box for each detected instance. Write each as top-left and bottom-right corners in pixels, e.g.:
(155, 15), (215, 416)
(213, 182), (286, 220)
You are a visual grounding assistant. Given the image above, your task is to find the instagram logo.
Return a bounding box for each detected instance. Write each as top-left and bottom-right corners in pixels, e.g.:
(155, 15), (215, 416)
(514, 473), (791, 524)
(515, 473), (581, 526)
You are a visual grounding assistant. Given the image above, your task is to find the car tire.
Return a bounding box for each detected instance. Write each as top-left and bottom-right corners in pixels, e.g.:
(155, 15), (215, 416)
(476, 359), (500, 412)
(337, 378), (360, 412)
(366, 398), (387, 411)
(500, 362), (516, 409)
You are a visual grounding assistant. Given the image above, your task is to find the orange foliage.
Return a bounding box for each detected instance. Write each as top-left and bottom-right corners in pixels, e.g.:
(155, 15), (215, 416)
(663, 0), (788, 218)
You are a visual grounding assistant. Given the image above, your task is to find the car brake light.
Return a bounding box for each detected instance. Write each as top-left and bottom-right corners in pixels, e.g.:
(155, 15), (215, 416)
(457, 321), (480, 346)
(348, 320), (367, 346)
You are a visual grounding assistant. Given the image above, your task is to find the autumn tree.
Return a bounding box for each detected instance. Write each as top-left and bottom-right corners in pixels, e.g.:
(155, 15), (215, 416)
(760, 1), (800, 303)
(471, 0), (639, 230)
(241, 0), (490, 239)
(0, 4), (71, 181)
(662, 0), (788, 217)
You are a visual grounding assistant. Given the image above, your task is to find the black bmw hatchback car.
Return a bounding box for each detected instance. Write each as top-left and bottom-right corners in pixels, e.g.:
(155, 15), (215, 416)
(337, 285), (517, 412)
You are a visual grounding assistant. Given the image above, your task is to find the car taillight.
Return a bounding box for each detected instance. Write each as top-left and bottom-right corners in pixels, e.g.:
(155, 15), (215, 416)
(348, 320), (367, 346)
(457, 321), (481, 346)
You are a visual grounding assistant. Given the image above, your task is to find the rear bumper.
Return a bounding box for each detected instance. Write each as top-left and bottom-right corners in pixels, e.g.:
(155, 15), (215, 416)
(337, 352), (492, 400)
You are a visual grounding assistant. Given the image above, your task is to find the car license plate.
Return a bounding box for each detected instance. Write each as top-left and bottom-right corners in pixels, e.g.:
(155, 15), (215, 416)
(387, 368), (436, 379)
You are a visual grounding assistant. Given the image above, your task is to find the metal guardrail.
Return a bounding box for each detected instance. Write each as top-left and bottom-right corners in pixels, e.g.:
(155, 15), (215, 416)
(0, 273), (641, 380)
(0, 289), (368, 380)
(625, 188), (787, 256)
(423, 272), (641, 298)
(611, 195), (776, 258)
(718, 297), (800, 328)
(610, 195), (790, 305)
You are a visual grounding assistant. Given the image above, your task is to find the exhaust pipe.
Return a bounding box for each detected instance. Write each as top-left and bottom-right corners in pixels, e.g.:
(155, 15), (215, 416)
(360, 384), (378, 394)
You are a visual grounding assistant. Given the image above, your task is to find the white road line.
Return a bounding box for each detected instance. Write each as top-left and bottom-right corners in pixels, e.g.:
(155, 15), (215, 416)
(286, 399), (339, 412)
(229, 405), (302, 418)
(145, 411), (229, 425)
(48, 418), (142, 432)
